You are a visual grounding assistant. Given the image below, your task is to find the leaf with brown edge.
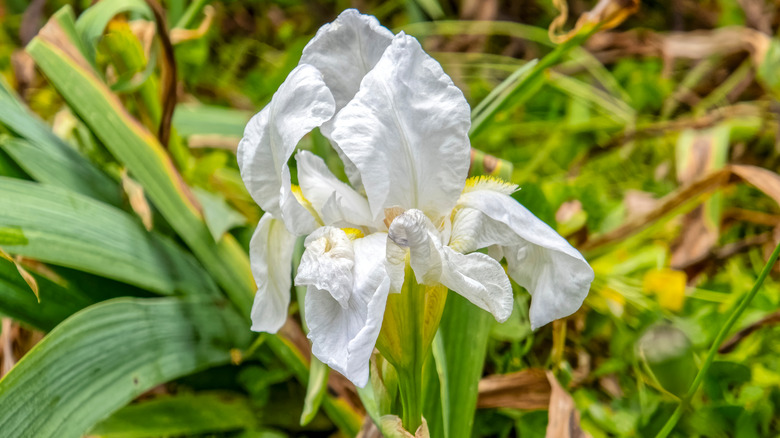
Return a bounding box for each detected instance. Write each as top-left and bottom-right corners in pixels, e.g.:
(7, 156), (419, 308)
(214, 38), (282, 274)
(27, 6), (255, 314)
(545, 371), (590, 438)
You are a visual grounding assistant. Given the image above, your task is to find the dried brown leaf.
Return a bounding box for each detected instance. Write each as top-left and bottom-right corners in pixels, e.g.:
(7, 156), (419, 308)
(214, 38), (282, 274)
(121, 169), (154, 231)
(477, 368), (551, 410)
(545, 371), (590, 438)
(582, 165), (780, 252)
(0, 248), (39, 302)
(550, 0), (639, 44)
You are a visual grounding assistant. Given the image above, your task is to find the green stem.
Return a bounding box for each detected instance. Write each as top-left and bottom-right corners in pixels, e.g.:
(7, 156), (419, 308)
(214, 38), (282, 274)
(398, 368), (423, 432)
(655, 240), (780, 438)
(174, 0), (210, 30)
(398, 266), (424, 432)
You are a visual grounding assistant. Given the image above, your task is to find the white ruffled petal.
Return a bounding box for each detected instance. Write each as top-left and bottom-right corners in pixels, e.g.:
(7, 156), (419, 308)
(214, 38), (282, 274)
(305, 232), (391, 387)
(456, 189), (595, 329)
(300, 9), (395, 192)
(386, 209), (442, 287)
(331, 34), (471, 223)
(300, 8), (394, 114)
(438, 247), (513, 322)
(237, 64), (335, 235)
(249, 213), (296, 333)
(295, 227), (354, 308)
(296, 150), (374, 228)
(386, 209), (512, 322)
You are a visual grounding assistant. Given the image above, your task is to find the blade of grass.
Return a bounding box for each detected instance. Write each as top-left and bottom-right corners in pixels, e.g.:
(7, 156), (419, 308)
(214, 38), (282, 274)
(655, 240), (780, 438)
(470, 27), (598, 137)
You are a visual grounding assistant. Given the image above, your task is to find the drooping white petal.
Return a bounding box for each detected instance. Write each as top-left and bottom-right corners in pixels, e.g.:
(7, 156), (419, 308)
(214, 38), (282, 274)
(386, 209), (513, 321)
(295, 227), (354, 308)
(237, 64), (335, 235)
(331, 34), (471, 223)
(455, 190), (595, 329)
(386, 209), (442, 287)
(305, 233), (391, 387)
(249, 213), (296, 333)
(438, 247), (513, 322)
(296, 150), (374, 228)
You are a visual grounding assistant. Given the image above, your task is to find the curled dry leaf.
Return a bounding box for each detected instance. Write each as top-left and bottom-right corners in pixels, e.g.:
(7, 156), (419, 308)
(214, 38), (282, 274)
(671, 127), (728, 269)
(0, 248), (39, 302)
(545, 371), (590, 438)
(549, 0), (640, 44)
(170, 5), (216, 44)
(121, 169), (154, 231)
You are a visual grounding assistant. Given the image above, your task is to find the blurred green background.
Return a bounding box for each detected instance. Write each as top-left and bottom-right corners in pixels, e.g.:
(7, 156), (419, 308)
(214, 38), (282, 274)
(2, 0), (780, 437)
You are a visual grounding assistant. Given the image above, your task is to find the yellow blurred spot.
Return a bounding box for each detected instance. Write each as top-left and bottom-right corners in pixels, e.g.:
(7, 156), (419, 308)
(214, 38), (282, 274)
(643, 269), (687, 312)
(599, 286), (626, 305)
(230, 348), (242, 365)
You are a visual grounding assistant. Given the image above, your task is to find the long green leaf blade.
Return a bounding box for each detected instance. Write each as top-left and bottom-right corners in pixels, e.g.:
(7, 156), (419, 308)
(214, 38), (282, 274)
(26, 7), (254, 312)
(0, 177), (218, 296)
(0, 78), (121, 205)
(432, 293), (493, 438)
(0, 257), (92, 331)
(89, 392), (257, 438)
(0, 297), (250, 438)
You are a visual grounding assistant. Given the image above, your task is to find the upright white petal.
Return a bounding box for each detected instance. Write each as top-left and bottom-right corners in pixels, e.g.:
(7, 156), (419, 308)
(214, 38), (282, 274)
(295, 227), (354, 308)
(300, 8), (394, 113)
(331, 34), (471, 223)
(249, 214), (297, 333)
(455, 190), (595, 329)
(237, 64), (335, 235)
(300, 9), (394, 191)
(296, 150), (374, 228)
(386, 209), (513, 321)
(304, 233), (391, 387)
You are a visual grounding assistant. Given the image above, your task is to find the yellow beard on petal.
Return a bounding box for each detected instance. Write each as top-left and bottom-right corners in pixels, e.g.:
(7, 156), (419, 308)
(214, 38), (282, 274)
(462, 175), (518, 195)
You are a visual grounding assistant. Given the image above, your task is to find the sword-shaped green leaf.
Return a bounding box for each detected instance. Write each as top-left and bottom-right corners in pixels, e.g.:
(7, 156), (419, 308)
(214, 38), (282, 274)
(0, 297), (250, 438)
(0, 177), (218, 296)
(26, 6), (254, 313)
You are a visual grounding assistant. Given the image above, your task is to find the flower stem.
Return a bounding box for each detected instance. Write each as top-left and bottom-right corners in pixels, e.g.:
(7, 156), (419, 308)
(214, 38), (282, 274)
(398, 367), (423, 432)
(654, 240), (780, 438)
(397, 264), (425, 432)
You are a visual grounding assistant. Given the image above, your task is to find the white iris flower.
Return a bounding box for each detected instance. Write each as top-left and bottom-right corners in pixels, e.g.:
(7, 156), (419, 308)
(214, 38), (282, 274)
(238, 9), (594, 388)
